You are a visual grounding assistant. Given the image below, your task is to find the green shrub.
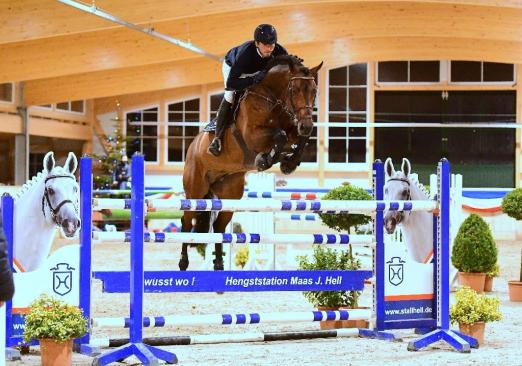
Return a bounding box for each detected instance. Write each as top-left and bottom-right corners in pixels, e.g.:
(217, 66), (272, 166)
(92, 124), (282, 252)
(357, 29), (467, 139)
(318, 183), (373, 233)
(501, 190), (522, 282)
(297, 245), (361, 308)
(501, 188), (522, 220)
(450, 287), (502, 325)
(486, 263), (500, 278)
(23, 294), (88, 343)
(451, 214), (497, 273)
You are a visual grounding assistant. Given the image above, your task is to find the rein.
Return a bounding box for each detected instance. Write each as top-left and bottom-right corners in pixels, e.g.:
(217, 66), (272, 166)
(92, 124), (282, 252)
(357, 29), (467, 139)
(245, 76), (317, 128)
(41, 174), (78, 224)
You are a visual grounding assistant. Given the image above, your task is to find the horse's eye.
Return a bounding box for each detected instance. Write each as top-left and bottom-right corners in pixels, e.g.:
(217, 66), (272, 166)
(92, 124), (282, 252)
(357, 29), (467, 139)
(384, 188), (388, 195)
(73, 186), (78, 193)
(48, 188), (55, 195)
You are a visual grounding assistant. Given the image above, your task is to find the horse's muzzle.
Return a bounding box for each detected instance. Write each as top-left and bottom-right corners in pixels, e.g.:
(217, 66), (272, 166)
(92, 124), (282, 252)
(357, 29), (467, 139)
(297, 120), (313, 137)
(62, 218), (80, 237)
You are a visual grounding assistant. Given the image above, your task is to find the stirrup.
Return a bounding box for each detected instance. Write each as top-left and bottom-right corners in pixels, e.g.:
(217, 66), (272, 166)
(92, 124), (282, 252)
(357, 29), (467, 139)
(208, 138), (222, 156)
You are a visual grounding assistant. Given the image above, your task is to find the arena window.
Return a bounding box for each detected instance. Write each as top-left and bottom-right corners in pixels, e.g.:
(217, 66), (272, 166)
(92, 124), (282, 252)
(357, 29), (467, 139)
(167, 98), (200, 163)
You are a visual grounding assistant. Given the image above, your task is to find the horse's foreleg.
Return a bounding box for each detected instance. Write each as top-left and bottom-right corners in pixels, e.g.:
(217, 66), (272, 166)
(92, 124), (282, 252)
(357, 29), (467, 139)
(280, 136), (309, 175)
(255, 129), (288, 171)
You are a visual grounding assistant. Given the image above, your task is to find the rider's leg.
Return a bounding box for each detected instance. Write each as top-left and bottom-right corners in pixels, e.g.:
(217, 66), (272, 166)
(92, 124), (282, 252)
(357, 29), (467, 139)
(208, 94), (233, 156)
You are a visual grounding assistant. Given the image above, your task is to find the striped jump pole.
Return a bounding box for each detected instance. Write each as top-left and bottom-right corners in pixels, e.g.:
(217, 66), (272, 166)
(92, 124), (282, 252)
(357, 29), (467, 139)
(93, 232), (375, 246)
(93, 309), (371, 328)
(93, 197), (437, 213)
(91, 329), (362, 348)
(245, 191), (325, 200)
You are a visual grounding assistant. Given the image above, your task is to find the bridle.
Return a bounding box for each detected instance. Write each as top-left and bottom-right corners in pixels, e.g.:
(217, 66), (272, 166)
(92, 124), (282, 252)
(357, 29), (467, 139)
(245, 75), (317, 131)
(385, 177), (412, 223)
(41, 174), (79, 224)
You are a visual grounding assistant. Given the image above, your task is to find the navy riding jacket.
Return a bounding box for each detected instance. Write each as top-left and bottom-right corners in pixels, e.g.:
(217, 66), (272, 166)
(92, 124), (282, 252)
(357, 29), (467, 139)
(224, 41), (288, 91)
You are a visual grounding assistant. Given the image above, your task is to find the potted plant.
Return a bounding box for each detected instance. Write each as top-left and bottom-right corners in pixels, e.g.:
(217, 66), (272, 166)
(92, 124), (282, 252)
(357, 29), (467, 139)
(298, 245), (367, 329)
(484, 263), (499, 292)
(509, 250), (522, 301)
(23, 294), (88, 366)
(501, 188), (522, 301)
(449, 287), (502, 345)
(451, 214), (498, 293)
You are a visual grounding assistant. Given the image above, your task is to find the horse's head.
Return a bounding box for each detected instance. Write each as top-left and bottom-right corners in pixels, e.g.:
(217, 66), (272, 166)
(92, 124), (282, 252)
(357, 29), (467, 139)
(42, 152), (80, 237)
(383, 157), (412, 234)
(263, 56), (323, 137)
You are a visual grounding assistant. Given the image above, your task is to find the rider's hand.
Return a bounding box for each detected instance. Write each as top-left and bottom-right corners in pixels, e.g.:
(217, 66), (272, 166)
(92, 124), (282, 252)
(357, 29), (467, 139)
(253, 71), (266, 84)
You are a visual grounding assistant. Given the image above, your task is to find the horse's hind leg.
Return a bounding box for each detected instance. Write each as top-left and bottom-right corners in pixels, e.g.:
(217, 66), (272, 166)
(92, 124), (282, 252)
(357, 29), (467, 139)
(210, 172), (246, 270)
(212, 212), (233, 270)
(179, 212), (195, 271)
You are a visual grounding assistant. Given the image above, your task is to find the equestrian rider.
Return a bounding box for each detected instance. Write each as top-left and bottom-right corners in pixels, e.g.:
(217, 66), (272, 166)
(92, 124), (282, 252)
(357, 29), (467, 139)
(207, 24), (288, 156)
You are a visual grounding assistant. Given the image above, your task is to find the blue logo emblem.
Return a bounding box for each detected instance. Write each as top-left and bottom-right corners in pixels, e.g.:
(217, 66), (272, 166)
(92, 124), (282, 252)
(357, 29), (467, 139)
(51, 263), (75, 296)
(387, 257), (405, 286)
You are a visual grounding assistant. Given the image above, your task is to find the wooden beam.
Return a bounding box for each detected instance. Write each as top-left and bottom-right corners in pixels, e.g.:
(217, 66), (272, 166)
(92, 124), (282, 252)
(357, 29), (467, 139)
(25, 57), (221, 105)
(24, 36), (522, 105)
(3, 1), (522, 44)
(3, 2), (522, 82)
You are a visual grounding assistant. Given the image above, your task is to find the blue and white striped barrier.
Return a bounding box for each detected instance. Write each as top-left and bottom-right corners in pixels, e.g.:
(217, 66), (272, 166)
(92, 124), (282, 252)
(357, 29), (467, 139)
(93, 232), (375, 246)
(93, 309), (371, 328)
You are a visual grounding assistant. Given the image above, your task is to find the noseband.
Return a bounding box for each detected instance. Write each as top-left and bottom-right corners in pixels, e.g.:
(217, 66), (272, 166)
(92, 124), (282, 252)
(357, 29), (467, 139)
(246, 75), (317, 131)
(386, 177), (412, 223)
(41, 174), (79, 224)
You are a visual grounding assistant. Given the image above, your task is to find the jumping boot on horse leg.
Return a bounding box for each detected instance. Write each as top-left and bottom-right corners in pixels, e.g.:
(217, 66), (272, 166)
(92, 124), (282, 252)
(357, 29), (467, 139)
(255, 129), (288, 171)
(208, 99), (233, 156)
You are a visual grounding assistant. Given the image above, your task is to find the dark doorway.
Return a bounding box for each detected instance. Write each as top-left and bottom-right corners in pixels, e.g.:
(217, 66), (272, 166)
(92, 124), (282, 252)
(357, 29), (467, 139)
(375, 90), (516, 187)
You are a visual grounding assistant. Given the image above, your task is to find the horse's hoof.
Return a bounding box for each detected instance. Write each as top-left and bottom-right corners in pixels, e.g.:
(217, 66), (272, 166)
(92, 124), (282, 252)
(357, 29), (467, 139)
(213, 259), (224, 271)
(280, 160), (299, 175)
(255, 153), (271, 171)
(179, 258), (189, 271)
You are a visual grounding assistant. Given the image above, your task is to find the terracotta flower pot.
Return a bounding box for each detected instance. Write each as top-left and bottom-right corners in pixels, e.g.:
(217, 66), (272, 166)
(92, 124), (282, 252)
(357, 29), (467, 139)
(484, 276), (494, 292)
(458, 272), (486, 293)
(459, 321), (485, 346)
(508, 281), (522, 302)
(317, 306), (369, 330)
(39, 339), (73, 366)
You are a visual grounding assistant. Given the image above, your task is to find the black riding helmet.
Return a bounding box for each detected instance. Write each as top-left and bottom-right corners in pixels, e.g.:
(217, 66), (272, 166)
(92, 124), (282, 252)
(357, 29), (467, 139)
(254, 24), (277, 44)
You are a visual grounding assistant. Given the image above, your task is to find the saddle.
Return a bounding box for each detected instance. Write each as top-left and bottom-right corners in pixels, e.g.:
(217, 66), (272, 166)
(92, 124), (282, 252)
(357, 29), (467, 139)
(202, 91), (245, 133)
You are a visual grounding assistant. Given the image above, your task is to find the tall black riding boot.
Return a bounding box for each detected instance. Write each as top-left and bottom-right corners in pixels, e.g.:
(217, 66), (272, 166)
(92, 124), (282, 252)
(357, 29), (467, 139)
(208, 99), (232, 156)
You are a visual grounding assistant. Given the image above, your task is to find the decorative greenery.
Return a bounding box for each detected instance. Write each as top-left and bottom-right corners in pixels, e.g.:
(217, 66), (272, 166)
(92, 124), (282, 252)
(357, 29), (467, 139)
(297, 246), (362, 308)
(501, 191), (522, 282)
(235, 246), (249, 268)
(451, 214), (497, 273)
(92, 116), (128, 189)
(318, 183), (373, 233)
(501, 188), (522, 220)
(450, 287), (502, 325)
(486, 263), (500, 278)
(23, 294), (88, 343)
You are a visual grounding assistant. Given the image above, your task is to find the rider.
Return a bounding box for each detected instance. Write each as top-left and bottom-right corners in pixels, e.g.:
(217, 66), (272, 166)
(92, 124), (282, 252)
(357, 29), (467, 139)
(207, 24), (288, 156)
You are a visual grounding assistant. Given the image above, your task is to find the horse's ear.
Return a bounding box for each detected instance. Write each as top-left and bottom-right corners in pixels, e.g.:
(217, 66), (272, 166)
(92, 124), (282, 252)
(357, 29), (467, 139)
(43, 152), (55, 173)
(385, 157), (395, 177)
(401, 158), (411, 177)
(310, 61), (323, 76)
(64, 152), (78, 174)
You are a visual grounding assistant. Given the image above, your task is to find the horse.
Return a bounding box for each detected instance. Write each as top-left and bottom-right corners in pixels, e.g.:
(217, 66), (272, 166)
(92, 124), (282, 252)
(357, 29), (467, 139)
(179, 55), (323, 270)
(10, 151), (80, 272)
(383, 157), (458, 287)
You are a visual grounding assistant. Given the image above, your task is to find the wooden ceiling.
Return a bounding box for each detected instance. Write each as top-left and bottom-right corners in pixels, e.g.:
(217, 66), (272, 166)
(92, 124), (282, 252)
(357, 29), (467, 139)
(3, 0), (522, 105)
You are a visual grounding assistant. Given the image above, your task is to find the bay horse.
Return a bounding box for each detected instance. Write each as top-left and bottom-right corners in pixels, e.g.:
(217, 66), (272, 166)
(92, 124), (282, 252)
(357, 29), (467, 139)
(9, 151), (80, 272)
(383, 157), (458, 288)
(180, 55), (322, 270)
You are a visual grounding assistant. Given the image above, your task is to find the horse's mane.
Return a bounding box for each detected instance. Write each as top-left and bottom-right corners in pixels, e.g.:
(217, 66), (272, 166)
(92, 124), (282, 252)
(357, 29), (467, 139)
(14, 166), (72, 201)
(265, 54), (310, 75)
(408, 175), (430, 198)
